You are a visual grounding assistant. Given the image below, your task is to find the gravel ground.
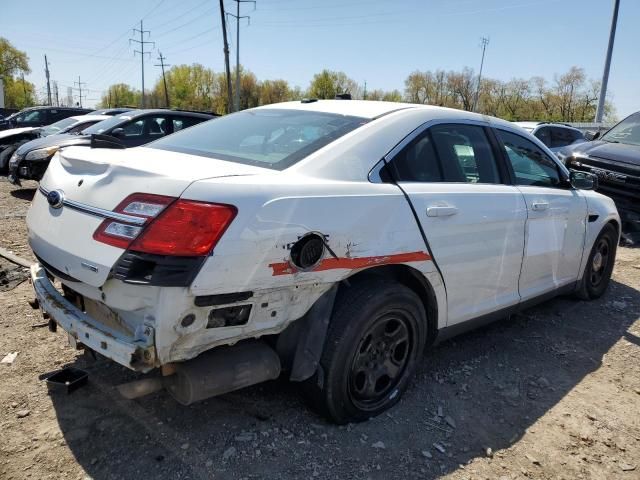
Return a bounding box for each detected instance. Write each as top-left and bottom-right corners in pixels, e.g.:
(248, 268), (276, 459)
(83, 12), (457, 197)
(0, 178), (639, 480)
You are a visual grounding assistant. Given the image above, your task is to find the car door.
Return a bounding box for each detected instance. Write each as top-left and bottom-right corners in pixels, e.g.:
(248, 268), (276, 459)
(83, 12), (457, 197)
(386, 121), (527, 325)
(495, 129), (587, 300)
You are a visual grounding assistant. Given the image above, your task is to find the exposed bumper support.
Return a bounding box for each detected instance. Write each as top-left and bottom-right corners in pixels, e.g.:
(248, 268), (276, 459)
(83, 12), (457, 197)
(30, 264), (156, 372)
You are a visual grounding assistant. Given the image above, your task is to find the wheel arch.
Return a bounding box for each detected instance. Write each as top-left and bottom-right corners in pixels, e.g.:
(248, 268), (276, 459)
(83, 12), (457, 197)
(341, 264), (439, 346)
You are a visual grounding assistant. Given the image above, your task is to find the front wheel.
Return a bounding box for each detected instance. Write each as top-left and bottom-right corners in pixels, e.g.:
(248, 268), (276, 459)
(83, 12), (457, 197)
(576, 223), (618, 300)
(303, 278), (427, 424)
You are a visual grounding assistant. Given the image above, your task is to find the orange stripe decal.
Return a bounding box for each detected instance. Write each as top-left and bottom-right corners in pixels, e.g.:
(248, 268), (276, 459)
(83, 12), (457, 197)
(269, 251), (431, 276)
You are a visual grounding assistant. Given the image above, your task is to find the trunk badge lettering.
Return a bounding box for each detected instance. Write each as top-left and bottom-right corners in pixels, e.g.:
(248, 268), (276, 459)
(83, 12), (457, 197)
(47, 190), (65, 209)
(81, 262), (99, 273)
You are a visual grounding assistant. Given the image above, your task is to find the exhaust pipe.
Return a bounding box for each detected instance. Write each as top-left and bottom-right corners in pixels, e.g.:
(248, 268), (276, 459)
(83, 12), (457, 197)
(164, 341), (281, 405)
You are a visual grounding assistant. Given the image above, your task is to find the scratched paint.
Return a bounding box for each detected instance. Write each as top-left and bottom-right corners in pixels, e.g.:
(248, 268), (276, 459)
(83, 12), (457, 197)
(269, 251), (432, 276)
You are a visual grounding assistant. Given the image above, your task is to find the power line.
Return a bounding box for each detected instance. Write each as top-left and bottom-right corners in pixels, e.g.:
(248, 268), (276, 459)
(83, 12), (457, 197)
(74, 76), (87, 107)
(472, 36), (489, 112)
(155, 51), (171, 107)
(227, 0), (255, 111)
(153, 6), (216, 38)
(130, 20), (155, 107)
(150, 0), (211, 30)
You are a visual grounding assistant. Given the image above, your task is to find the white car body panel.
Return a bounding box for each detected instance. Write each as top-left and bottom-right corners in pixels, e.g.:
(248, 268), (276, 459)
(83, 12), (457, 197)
(25, 101), (620, 371)
(0, 126), (37, 140)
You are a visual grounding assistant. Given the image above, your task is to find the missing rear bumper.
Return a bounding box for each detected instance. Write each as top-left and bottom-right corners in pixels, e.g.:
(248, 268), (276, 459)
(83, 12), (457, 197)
(30, 263), (157, 372)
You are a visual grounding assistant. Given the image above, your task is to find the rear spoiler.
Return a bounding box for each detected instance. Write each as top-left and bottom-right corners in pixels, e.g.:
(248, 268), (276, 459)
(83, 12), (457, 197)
(90, 134), (125, 149)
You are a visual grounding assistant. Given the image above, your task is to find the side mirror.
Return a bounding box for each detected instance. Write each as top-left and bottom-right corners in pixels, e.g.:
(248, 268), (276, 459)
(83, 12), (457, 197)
(570, 170), (597, 190)
(584, 130), (601, 141)
(110, 127), (125, 138)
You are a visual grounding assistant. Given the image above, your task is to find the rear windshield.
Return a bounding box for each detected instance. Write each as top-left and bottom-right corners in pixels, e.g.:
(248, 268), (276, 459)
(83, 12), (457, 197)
(40, 117), (78, 136)
(149, 109), (368, 170)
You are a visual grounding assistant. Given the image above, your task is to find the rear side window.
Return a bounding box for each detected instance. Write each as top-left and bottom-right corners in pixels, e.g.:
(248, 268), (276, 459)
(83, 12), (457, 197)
(151, 109), (367, 170)
(172, 116), (204, 132)
(391, 124), (501, 183)
(497, 129), (561, 187)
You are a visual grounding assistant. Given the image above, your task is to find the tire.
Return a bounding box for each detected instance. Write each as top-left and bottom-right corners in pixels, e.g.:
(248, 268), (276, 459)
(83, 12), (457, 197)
(0, 145), (16, 173)
(303, 277), (427, 424)
(575, 223), (618, 300)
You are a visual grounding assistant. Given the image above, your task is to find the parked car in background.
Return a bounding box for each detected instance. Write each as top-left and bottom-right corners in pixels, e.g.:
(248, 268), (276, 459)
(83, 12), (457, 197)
(8, 109), (215, 184)
(0, 115), (110, 172)
(0, 106), (92, 131)
(514, 122), (585, 152)
(27, 100), (619, 423)
(89, 108), (136, 116)
(557, 110), (640, 244)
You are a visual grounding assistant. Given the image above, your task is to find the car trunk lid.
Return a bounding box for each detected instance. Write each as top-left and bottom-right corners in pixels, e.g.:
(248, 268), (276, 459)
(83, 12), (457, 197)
(27, 146), (270, 287)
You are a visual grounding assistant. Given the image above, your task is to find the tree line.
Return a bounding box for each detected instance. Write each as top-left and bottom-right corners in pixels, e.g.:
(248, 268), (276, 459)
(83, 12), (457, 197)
(101, 64), (614, 123)
(0, 37), (614, 122)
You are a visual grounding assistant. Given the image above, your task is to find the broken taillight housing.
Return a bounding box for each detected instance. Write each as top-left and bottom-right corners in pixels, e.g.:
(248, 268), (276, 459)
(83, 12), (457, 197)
(93, 193), (237, 256)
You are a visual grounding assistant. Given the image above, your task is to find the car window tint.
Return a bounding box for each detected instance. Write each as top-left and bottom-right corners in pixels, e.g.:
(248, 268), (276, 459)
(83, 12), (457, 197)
(123, 119), (144, 136)
(535, 127), (551, 147)
(497, 130), (561, 187)
(67, 121), (98, 134)
(550, 127), (574, 148)
(431, 124), (500, 183)
(173, 116), (203, 132)
(17, 110), (43, 124)
(390, 132), (443, 182)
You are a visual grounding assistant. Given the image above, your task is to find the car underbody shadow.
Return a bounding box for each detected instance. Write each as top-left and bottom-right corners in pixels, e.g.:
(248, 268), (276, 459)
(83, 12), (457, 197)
(47, 279), (639, 479)
(10, 187), (36, 201)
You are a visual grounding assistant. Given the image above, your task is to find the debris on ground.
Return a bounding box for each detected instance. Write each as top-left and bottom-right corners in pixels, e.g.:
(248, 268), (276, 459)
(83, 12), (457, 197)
(1, 351), (18, 364)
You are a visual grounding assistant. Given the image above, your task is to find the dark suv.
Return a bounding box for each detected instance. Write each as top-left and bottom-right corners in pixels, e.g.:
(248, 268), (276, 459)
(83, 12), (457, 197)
(0, 106), (92, 131)
(558, 111), (640, 244)
(8, 109), (216, 185)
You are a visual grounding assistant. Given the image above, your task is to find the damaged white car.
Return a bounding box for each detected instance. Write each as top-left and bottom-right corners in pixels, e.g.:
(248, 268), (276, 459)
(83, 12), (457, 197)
(27, 100), (619, 423)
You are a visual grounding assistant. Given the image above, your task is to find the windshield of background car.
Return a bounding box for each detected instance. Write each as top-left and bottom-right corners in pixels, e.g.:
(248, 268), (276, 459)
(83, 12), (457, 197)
(81, 115), (129, 134)
(601, 112), (640, 146)
(40, 117), (77, 136)
(150, 109), (369, 170)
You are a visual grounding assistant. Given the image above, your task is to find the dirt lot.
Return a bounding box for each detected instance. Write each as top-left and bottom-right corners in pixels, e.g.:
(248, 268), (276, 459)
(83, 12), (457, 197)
(0, 178), (639, 480)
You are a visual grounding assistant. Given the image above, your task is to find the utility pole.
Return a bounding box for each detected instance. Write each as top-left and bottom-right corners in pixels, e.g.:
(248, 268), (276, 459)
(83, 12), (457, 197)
(472, 37), (489, 113)
(155, 51), (171, 108)
(20, 72), (28, 105)
(53, 81), (60, 106)
(363, 80), (367, 100)
(227, 0), (255, 111)
(74, 76), (86, 108)
(595, 0), (620, 124)
(219, 0), (233, 113)
(44, 55), (52, 106)
(130, 20), (154, 108)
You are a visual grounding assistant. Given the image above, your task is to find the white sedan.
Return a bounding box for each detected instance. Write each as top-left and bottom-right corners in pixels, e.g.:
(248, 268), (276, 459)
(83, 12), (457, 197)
(26, 100), (619, 423)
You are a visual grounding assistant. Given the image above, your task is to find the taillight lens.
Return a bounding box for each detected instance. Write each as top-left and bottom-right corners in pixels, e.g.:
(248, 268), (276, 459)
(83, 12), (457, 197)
(130, 200), (237, 256)
(93, 193), (237, 256)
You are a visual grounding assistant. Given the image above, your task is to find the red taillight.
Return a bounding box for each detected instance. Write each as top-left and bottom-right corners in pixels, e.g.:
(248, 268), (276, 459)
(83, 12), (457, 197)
(93, 193), (237, 256)
(130, 200), (237, 256)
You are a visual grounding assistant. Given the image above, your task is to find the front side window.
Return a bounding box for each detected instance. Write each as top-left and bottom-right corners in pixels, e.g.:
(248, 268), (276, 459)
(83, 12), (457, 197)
(535, 127), (551, 147)
(16, 110), (43, 125)
(150, 109), (367, 170)
(600, 112), (640, 146)
(497, 129), (561, 187)
(550, 127), (574, 148)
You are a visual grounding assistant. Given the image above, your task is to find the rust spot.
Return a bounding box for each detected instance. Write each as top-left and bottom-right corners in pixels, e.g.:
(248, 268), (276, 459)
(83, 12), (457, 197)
(269, 251), (431, 276)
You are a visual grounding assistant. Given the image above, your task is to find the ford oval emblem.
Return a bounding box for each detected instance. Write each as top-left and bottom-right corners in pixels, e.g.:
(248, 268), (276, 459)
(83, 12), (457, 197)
(47, 189), (64, 209)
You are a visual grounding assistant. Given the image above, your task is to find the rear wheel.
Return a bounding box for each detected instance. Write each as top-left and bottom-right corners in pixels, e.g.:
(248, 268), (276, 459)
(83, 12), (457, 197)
(576, 223), (617, 299)
(303, 277), (427, 424)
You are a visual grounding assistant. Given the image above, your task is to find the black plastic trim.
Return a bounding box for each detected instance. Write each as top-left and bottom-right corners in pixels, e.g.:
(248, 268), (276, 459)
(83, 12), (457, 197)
(195, 291), (254, 307)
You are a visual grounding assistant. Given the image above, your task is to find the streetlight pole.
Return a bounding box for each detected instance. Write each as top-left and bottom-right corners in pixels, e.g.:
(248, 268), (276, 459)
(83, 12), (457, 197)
(595, 0), (620, 124)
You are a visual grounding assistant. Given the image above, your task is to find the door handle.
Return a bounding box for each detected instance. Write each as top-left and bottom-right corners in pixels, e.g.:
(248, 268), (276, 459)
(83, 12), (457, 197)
(426, 205), (459, 217)
(531, 202), (549, 211)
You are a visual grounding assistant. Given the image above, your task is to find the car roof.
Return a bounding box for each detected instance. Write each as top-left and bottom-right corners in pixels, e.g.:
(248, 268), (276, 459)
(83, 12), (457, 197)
(117, 109), (215, 119)
(255, 99), (517, 124)
(513, 121), (540, 130)
(69, 114), (112, 122)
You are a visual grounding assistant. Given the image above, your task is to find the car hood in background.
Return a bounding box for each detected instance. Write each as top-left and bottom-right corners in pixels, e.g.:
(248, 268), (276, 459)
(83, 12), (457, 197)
(15, 134), (90, 157)
(561, 140), (640, 167)
(0, 127), (38, 141)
